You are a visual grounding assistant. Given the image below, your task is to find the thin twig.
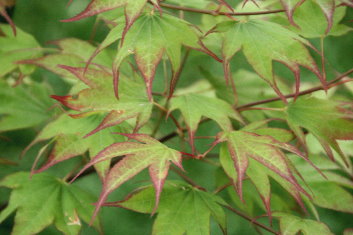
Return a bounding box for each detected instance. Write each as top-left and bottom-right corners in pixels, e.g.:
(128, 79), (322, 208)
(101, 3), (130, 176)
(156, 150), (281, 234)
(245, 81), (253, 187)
(159, 3), (285, 16)
(237, 68), (353, 110)
(170, 165), (206, 191)
(223, 205), (280, 235)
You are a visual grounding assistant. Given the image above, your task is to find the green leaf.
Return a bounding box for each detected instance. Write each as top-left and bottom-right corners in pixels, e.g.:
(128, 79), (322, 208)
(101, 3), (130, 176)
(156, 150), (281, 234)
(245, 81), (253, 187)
(51, 66), (152, 135)
(114, 181), (227, 235)
(274, 212), (333, 235)
(27, 113), (128, 179)
(19, 38), (113, 81)
(63, 0), (160, 36)
(286, 97), (353, 165)
(218, 128), (316, 215)
(169, 93), (243, 150)
(0, 81), (55, 132)
(0, 172), (101, 235)
(282, 0), (352, 38)
(71, 133), (183, 223)
(211, 19), (323, 99)
(111, 12), (216, 100)
(0, 24), (41, 77)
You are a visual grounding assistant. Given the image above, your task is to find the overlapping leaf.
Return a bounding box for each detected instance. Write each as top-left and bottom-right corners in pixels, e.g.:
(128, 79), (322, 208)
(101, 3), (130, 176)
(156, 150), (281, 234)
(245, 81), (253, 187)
(25, 113), (128, 179)
(105, 12), (217, 100)
(280, 0), (345, 34)
(51, 66), (152, 135)
(217, 124), (319, 216)
(0, 172), (101, 235)
(274, 212), (333, 235)
(286, 97), (353, 165)
(169, 93), (243, 150)
(63, 0), (160, 35)
(70, 134), (183, 223)
(0, 24), (42, 77)
(19, 38), (113, 80)
(110, 181), (227, 235)
(279, 0), (352, 38)
(209, 19), (323, 99)
(0, 81), (55, 132)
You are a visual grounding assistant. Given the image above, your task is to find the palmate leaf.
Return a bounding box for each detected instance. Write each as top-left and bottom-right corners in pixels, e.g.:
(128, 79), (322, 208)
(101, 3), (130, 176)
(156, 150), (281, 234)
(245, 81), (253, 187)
(292, 154), (353, 213)
(279, 0), (352, 38)
(274, 212), (333, 235)
(51, 66), (152, 135)
(105, 12), (218, 100)
(20, 38), (113, 80)
(109, 181), (227, 235)
(280, 0), (344, 34)
(70, 133), (183, 223)
(63, 0), (160, 35)
(169, 93), (243, 151)
(209, 19), (323, 99)
(0, 81), (55, 132)
(25, 113), (128, 179)
(286, 97), (353, 165)
(217, 124), (319, 216)
(0, 24), (41, 77)
(0, 172), (101, 235)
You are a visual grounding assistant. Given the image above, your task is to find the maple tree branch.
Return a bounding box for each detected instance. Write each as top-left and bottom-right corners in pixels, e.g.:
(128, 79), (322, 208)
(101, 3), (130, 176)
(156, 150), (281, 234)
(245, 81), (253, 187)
(170, 165), (206, 191)
(223, 205), (280, 235)
(237, 68), (353, 110)
(159, 3), (285, 16)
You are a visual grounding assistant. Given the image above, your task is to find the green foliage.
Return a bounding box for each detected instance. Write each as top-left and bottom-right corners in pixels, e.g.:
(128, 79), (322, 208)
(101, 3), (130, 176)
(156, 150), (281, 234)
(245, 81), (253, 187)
(1, 0), (353, 234)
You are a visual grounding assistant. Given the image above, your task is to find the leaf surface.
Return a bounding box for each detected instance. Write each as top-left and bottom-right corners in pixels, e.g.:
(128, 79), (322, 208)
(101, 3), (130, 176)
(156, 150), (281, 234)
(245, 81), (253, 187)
(0, 81), (54, 132)
(211, 19), (323, 99)
(51, 66), (152, 135)
(0, 172), (101, 235)
(110, 12), (216, 99)
(286, 97), (353, 165)
(274, 212), (333, 235)
(218, 128), (314, 215)
(0, 24), (41, 77)
(169, 93), (243, 150)
(113, 182), (227, 235)
(27, 113), (128, 179)
(71, 134), (183, 223)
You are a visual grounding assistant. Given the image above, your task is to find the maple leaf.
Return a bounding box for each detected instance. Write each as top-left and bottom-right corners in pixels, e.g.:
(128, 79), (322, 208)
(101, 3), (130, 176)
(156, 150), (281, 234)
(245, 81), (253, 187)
(292, 154), (353, 213)
(0, 24), (42, 78)
(0, 172), (102, 235)
(51, 66), (152, 135)
(108, 181), (227, 235)
(19, 38), (113, 80)
(70, 133), (184, 223)
(286, 97), (353, 165)
(0, 81), (55, 132)
(24, 113), (128, 179)
(280, 0), (335, 34)
(98, 11), (219, 100)
(63, 0), (160, 37)
(209, 19), (323, 100)
(217, 126), (322, 216)
(169, 93), (243, 151)
(279, 0), (352, 38)
(274, 212), (334, 235)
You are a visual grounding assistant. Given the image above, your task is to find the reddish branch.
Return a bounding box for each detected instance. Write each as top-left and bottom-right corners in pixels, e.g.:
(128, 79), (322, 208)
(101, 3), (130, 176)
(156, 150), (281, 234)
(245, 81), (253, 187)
(237, 68), (353, 110)
(159, 2), (285, 16)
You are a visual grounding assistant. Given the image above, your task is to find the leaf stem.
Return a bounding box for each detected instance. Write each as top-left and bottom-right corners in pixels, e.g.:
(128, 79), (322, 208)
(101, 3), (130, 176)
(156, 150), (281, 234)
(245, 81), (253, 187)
(159, 3), (285, 16)
(222, 205), (280, 235)
(237, 68), (353, 109)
